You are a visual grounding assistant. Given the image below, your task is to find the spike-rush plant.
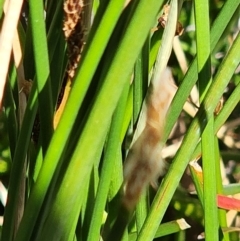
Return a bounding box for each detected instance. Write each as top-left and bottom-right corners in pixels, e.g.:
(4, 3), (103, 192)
(0, 0), (239, 240)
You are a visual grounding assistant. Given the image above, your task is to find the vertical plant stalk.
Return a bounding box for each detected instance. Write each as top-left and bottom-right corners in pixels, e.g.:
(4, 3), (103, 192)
(194, 2), (212, 102)
(194, 1), (218, 240)
(201, 118), (218, 239)
(214, 139), (230, 241)
(29, 0), (53, 151)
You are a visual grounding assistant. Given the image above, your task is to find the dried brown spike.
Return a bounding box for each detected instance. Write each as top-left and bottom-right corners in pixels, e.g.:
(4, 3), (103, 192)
(62, 0), (85, 80)
(54, 0), (85, 128)
(63, 0), (84, 39)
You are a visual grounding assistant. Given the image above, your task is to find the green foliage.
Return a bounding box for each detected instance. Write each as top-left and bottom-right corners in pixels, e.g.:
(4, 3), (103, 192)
(0, 0), (239, 240)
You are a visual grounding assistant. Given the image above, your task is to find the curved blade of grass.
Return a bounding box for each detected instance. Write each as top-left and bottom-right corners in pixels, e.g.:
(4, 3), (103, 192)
(151, 0), (183, 88)
(137, 31), (240, 241)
